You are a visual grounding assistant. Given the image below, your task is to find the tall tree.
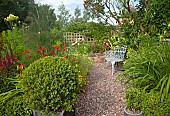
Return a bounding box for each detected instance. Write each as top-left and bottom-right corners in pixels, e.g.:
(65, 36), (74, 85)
(0, 0), (34, 32)
(74, 7), (81, 22)
(56, 3), (71, 30)
(83, 9), (91, 22)
(24, 4), (57, 47)
(84, 0), (136, 25)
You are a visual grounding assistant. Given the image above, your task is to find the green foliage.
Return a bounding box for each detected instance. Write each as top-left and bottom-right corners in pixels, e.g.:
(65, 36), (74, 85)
(119, 40), (170, 99)
(75, 55), (93, 92)
(147, 0), (170, 33)
(21, 56), (79, 113)
(24, 4), (57, 48)
(0, 78), (32, 116)
(68, 41), (94, 55)
(126, 88), (170, 116)
(2, 28), (24, 60)
(0, 64), (18, 93)
(142, 91), (170, 116)
(125, 88), (142, 111)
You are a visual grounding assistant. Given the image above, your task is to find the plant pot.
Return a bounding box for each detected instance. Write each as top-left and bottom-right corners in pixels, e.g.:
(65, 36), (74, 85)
(33, 110), (64, 116)
(124, 106), (144, 116)
(63, 110), (75, 116)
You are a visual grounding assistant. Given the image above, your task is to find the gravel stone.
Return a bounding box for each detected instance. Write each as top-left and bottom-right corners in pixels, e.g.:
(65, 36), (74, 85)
(75, 62), (126, 116)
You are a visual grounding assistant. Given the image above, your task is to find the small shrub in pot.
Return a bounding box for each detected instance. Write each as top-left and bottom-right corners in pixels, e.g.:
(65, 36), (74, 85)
(124, 88), (143, 116)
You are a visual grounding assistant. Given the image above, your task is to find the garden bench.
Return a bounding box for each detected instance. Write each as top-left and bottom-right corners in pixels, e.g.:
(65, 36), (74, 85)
(104, 45), (127, 75)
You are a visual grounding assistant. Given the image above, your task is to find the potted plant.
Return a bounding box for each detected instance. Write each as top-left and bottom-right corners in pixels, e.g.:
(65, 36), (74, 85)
(124, 88), (143, 116)
(20, 56), (79, 116)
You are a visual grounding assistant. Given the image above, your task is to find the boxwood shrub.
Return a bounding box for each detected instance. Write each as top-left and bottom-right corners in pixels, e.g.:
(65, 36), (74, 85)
(21, 56), (79, 114)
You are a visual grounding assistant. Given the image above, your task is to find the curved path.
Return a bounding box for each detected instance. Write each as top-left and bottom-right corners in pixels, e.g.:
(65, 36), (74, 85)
(75, 63), (125, 116)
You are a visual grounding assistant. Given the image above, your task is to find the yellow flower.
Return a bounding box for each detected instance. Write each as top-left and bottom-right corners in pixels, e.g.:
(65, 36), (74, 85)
(75, 64), (78, 67)
(159, 35), (164, 40)
(4, 14), (19, 22)
(168, 23), (170, 27)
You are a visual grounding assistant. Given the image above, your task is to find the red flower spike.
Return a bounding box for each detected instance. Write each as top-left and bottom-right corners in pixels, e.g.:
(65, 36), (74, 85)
(38, 46), (42, 49)
(28, 55), (31, 58)
(62, 45), (67, 52)
(30, 48), (33, 50)
(64, 55), (68, 59)
(53, 45), (59, 50)
(44, 54), (48, 57)
(73, 57), (76, 61)
(1, 62), (5, 69)
(24, 50), (29, 53)
(50, 50), (53, 55)
(53, 52), (56, 56)
(14, 56), (18, 61)
(36, 50), (41, 54)
(41, 47), (46, 52)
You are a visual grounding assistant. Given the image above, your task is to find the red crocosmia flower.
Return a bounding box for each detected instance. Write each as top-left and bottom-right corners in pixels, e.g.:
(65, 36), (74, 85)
(53, 45), (59, 50)
(41, 47), (46, 52)
(20, 64), (25, 69)
(30, 48), (33, 50)
(62, 45), (67, 52)
(8, 56), (12, 59)
(64, 55), (68, 59)
(28, 55), (31, 58)
(43, 54), (48, 57)
(6, 56), (9, 59)
(1, 62), (5, 69)
(14, 56), (18, 61)
(73, 57), (76, 61)
(50, 50), (53, 55)
(38, 46), (42, 49)
(24, 50), (29, 53)
(53, 52), (56, 56)
(36, 50), (41, 54)
(62, 48), (66, 52)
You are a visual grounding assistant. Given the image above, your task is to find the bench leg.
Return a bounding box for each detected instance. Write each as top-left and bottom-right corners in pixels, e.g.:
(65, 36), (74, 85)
(111, 61), (116, 75)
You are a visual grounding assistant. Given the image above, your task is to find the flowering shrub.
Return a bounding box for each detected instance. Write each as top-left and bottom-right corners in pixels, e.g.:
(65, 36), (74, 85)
(21, 42), (77, 67)
(0, 46), (19, 93)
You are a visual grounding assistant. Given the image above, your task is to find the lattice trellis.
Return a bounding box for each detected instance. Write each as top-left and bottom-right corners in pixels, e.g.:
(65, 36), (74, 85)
(63, 32), (95, 43)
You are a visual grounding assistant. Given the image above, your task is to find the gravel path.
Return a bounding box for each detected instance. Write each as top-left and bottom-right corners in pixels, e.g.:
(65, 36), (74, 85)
(75, 62), (126, 116)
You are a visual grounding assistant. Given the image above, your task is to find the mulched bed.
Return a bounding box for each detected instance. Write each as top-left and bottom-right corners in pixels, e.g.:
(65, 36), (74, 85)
(75, 62), (126, 116)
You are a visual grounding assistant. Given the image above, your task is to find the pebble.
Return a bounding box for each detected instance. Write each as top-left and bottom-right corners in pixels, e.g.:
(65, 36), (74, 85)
(75, 63), (126, 116)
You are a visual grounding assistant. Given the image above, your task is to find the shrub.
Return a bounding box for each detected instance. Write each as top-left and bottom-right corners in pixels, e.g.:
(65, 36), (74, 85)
(21, 56), (79, 114)
(125, 88), (142, 111)
(119, 41), (170, 99)
(142, 91), (170, 116)
(125, 88), (170, 116)
(75, 55), (93, 92)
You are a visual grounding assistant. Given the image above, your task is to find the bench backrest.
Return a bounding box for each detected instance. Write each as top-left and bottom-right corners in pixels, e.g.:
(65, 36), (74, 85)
(105, 45), (127, 61)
